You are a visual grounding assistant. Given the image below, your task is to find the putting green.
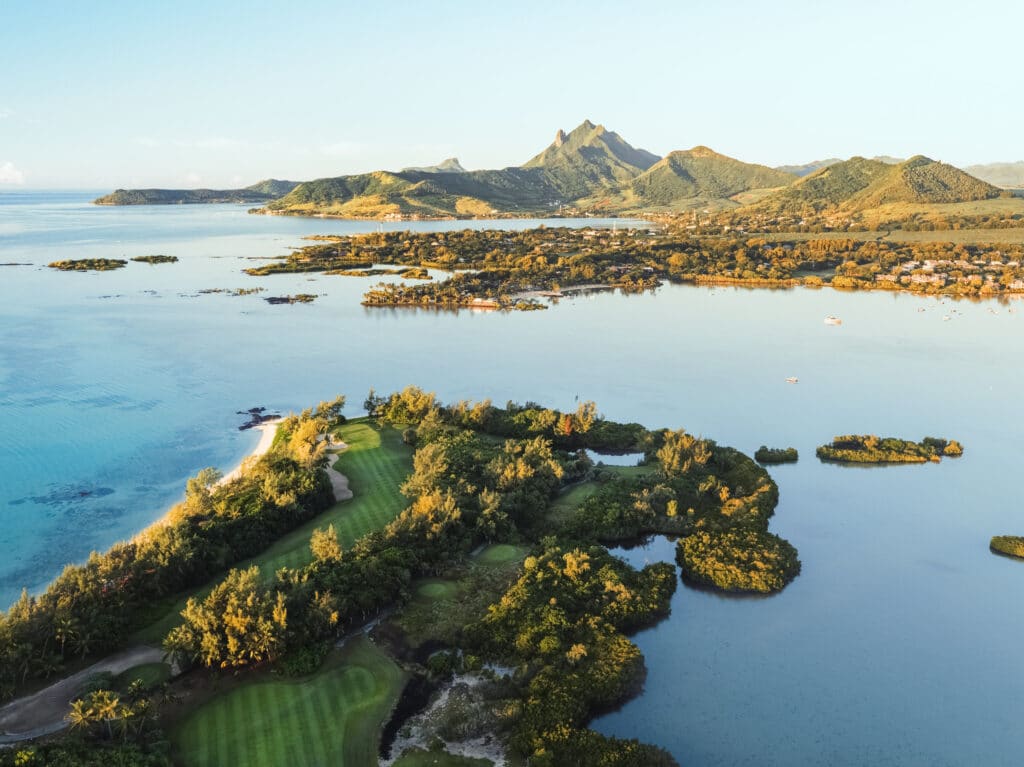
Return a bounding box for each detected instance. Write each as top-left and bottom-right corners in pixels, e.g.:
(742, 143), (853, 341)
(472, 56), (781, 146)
(414, 579), (459, 601)
(474, 544), (527, 567)
(172, 637), (405, 767)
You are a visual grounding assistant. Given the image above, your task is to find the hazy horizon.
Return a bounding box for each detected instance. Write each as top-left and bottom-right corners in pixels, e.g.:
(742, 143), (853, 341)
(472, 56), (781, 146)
(2, 0), (1022, 189)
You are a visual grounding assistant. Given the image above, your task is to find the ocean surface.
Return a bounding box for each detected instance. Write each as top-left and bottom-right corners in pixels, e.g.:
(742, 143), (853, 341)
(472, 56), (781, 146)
(2, 191), (1023, 765)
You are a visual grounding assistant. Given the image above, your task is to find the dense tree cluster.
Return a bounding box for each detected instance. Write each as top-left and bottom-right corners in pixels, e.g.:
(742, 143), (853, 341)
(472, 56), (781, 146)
(816, 435), (963, 464)
(755, 446), (799, 464)
(463, 545), (678, 766)
(247, 226), (1024, 306)
(47, 259), (128, 271)
(990, 536), (1024, 559)
(677, 530), (800, 593)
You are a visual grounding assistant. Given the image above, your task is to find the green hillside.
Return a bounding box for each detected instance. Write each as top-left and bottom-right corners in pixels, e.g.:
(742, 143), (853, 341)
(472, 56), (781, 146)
(264, 166), (562, 218)
(749, 156), (999, 215)
(629, 146), (796, 206)
(94, 179), (298, 205)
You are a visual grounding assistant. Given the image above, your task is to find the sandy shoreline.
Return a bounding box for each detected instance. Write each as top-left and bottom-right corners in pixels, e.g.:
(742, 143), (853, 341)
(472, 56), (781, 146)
(217, 418), (283, 486)
(136, 418), (284, 537)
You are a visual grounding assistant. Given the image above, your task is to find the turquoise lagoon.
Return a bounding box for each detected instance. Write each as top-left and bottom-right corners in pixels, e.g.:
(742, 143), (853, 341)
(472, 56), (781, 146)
(2, 191), (1023, 764)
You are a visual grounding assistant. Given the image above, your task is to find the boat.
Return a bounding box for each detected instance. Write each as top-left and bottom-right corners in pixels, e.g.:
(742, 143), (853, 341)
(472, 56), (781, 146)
(785, 377), (799, 384)
(824, 315), (842, 325)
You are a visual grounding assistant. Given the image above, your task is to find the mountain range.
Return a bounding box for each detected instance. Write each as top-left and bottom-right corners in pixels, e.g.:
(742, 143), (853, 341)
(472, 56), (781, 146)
(94, 121), (1017, 218)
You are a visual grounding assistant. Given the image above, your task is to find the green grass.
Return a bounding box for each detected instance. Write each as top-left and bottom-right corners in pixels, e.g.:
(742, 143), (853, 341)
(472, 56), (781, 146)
(415, 579), (460, 600)
(112, 662), (170, 692)
(473, 544), (527, 567)
(172, 637), (405, 767)
(392, 748), (493, 767)
(133, 419), (412, 645)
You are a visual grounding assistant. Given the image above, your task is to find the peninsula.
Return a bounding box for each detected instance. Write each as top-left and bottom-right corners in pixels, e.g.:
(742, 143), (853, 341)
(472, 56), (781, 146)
(0, 388), (795, 767)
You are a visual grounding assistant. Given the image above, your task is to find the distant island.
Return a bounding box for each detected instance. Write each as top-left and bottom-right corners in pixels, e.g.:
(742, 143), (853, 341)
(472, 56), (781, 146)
(94, 178), (298, 206)
(48, 258), (127, 271)
(131, 255), (178, 264)
(755, 446), (799, 464)
(817, 435), (963, 464)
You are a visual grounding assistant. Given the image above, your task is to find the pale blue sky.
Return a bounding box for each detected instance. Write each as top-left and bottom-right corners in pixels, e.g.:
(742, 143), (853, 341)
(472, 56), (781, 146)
(1, 0), (1021, 188)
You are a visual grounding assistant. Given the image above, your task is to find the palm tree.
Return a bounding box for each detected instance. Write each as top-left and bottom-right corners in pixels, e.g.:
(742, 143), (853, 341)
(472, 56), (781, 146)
(67, 697), (95, 732)
(90, 690), (121, 740)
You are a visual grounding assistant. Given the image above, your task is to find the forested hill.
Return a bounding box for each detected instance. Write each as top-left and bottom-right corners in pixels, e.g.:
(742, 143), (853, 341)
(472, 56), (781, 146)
(94, 179), (298, 205)
(628, 146), (796, 206)
(748, 155), (1000, 215)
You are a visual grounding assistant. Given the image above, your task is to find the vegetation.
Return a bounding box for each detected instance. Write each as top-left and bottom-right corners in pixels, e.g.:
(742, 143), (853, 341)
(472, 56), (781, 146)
(172, 637), (404, 767)
(1, 672), (171, 766)
(990, 536), (1024, 559)
(746, 156), (999, 217)
(603, 146), (795, 212)
(677, 530), (800, 593)
(246, 222), (1024, 310)
(755, 446), (798, 464)
(816, 435), (963, 464)
(0, 741), (170, 767)
(463, 545), (677, 765)
(48, 258), (127, 271)
(130, 255), (178, 264)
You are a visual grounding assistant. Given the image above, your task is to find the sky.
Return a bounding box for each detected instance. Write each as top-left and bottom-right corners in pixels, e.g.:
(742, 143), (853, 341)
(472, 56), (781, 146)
(1, 0), (1022, 188)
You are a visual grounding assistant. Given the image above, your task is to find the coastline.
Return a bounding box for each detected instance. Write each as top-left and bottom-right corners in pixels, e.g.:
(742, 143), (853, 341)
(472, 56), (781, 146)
(217, 419), (283, 486)
(137, 418), (284, 538)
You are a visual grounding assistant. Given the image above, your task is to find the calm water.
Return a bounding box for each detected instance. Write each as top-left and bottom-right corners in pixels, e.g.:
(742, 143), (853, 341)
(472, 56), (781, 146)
(2, 192), (1023, 764)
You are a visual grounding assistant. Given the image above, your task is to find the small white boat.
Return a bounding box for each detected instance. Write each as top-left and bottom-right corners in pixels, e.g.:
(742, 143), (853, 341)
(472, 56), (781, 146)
(824, 315), (842, 325)
(785, 376), (799, 384)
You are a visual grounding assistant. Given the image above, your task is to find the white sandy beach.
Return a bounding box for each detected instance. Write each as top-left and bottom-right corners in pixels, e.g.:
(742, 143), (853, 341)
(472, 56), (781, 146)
(135, 418), (284, 538)
(217, 418), (284, 486)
